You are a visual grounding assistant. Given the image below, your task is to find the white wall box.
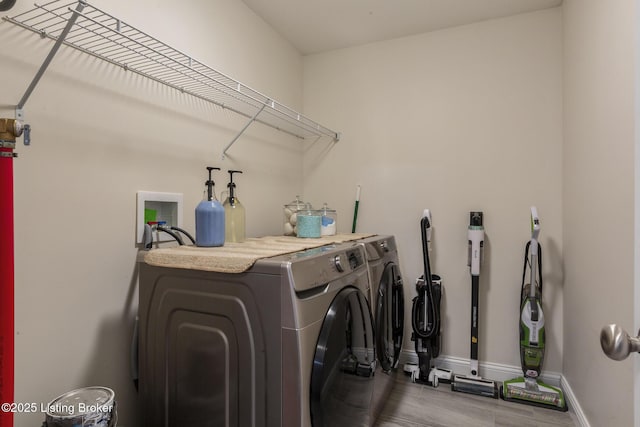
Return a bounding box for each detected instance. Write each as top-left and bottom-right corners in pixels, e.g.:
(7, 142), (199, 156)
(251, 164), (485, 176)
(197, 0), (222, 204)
(136, 191), (183, 244)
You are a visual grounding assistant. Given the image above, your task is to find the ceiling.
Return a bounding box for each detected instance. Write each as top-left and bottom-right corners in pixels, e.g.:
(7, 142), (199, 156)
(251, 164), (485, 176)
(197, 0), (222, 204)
(240, 0), (563, 55)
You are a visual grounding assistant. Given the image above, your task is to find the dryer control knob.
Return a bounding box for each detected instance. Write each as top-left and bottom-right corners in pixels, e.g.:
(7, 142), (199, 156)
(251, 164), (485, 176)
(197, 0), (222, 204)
(333, 255), (345, 272)
(380, 241), (389, 252)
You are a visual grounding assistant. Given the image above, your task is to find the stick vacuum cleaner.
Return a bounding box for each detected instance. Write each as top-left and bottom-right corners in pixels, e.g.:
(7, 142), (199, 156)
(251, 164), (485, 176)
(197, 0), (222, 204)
(501, 207), (568, 411)
(410, 210), (451, 386)
(451, 211), (499, 398)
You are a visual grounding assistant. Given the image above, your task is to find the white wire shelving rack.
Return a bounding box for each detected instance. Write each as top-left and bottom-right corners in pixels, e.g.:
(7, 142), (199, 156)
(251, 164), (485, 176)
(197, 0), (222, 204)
(3, 0), (340, 153)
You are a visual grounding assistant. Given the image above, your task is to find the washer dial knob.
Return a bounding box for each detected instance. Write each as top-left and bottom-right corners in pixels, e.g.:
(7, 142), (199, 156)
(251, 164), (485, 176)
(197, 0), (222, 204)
(333, 255), (344, 272)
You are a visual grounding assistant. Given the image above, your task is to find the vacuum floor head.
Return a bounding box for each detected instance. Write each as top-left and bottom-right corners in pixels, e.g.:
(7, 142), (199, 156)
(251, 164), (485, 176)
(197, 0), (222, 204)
(451, 374), (498, 399)
(501, 377), (568, 412)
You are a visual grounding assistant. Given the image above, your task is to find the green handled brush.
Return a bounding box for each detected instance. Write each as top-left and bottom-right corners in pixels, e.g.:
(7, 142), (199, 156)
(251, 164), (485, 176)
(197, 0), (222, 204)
(351, 185), (360, 233)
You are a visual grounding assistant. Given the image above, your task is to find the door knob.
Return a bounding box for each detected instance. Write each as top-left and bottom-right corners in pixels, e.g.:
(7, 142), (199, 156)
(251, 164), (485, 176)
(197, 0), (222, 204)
(600, 324), (640, 361)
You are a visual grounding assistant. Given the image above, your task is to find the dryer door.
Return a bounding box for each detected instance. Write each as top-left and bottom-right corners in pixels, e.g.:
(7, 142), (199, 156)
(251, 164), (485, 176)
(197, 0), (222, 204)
(376, 262), (405, 372)
(310, 287), (375, 427)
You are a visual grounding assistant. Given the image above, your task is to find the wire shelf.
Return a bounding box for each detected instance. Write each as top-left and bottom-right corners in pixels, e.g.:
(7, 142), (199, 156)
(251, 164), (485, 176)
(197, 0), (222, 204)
(3, 0), (339, 141)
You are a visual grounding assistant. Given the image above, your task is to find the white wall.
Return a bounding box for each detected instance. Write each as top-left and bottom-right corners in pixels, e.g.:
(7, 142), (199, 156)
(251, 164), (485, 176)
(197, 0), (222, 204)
(0, 1), (304, 425)
(563, 1), (636, 426)
(303, 8), (563, 373)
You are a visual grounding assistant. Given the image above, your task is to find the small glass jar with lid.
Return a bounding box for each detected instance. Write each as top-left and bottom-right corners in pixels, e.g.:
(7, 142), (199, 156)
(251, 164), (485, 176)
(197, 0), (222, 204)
(296, 205), (322, 238)
(320, 203), (337, 236)
(283, 196), (305, 236)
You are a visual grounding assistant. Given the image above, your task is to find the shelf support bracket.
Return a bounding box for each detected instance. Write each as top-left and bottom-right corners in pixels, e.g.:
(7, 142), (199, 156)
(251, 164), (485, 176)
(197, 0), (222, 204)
(14, 0), (86, 144)
(222, 103), (267, 160)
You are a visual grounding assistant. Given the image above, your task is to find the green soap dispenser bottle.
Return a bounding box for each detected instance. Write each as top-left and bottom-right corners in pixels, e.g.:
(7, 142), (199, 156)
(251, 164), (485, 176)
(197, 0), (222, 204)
(223, 170), (246, 243)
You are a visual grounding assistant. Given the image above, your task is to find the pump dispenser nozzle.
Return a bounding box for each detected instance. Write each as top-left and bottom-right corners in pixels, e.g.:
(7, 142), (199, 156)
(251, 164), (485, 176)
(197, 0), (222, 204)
(205, 167), (220, 201)
(227, 170), (243, 206)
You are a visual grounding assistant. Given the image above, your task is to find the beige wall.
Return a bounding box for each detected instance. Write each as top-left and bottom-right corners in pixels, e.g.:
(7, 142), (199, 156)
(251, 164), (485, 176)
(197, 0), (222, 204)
(563, 0), (636, 426)
(0, 0), (303, 425)
(303, 8), (564, 373)
(2, 1), (638, 426)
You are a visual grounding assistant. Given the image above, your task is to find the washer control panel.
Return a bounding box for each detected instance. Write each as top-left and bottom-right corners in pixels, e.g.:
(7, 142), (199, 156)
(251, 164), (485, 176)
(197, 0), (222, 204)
(330, 248), (364, 274)
(346, 248), (365, 270)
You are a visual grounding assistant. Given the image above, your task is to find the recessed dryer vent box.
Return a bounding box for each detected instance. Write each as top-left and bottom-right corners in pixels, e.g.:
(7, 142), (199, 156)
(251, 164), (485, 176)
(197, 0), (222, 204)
(136, 191), (183, 244)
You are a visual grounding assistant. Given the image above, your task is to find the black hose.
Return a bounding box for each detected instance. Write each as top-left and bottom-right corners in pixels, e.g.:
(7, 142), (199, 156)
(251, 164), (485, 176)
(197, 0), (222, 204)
(411, 282), (438, 340)
(156, 227), (184, 245)
(170, 226), (195, 245)
(0, 0), (17, 12)
(412, 217), (439, 340)
(520, 241), (543, 302)
(537, 243), (543, 293)
(420, 217), (433, 286)
(521, 240), (531, 301)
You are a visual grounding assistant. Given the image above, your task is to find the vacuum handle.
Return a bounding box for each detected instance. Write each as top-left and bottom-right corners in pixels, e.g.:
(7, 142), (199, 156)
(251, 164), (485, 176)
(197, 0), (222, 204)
(468, 211), (484, 276)
(600, 324), (640, 360)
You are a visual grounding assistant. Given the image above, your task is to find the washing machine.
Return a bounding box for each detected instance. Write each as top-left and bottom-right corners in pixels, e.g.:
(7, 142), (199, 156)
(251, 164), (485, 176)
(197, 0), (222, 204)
(349, 235), (405, 421)
(138, 243), (375, 427)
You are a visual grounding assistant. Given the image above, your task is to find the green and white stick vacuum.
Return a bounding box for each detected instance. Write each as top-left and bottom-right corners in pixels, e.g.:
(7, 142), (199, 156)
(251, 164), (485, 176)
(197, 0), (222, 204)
(501, 207), (568, 411)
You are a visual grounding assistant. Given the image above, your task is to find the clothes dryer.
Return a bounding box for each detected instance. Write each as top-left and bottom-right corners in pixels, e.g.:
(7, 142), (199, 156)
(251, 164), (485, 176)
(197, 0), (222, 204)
(138, 243), (375, 427)
(351, 235), (405, 421)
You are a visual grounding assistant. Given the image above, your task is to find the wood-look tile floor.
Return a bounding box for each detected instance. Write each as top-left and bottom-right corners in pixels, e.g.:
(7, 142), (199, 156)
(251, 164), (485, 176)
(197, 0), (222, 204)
(374, 373), (578, 427)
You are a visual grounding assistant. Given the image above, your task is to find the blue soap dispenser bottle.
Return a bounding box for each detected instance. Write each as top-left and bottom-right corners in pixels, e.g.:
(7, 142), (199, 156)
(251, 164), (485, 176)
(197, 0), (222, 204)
(195, 166), (225, 247)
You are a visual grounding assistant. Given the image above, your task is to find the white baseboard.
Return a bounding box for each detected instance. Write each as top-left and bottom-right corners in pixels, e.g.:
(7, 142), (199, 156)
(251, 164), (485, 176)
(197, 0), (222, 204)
(560, 374), (591, 427)
(399, 350), (590, 427)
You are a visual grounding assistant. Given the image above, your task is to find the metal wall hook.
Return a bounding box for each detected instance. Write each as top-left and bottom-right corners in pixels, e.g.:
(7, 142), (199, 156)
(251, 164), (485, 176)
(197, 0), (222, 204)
(600, 324), (640, 361)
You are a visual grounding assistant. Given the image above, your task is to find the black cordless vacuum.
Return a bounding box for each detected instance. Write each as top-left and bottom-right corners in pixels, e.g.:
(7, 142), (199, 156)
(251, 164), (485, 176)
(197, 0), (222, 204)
(411, 210), (450, 386)
(451, 212), (498, 398)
